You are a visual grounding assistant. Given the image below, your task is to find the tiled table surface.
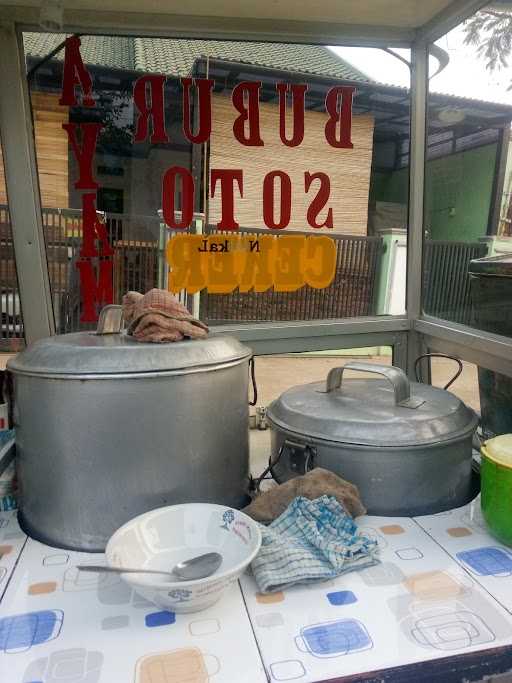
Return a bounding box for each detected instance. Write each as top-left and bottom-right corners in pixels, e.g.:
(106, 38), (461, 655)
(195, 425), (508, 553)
(2, 498), (512, 683)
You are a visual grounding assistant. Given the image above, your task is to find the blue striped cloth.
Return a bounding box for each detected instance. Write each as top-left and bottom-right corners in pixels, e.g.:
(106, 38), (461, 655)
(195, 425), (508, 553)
(251, 495), (379, 593)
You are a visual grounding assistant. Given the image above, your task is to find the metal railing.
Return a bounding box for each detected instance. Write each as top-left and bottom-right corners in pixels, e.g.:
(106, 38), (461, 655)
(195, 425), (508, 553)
(200, 228), (383, 322)
(0, 205), (24, 350)
(0, 205), (165, 340)
(423, 239), (488, 325)
(50, 209), (164, 333)
(0, 207), (385, 344)
(1, 205), (491, 347)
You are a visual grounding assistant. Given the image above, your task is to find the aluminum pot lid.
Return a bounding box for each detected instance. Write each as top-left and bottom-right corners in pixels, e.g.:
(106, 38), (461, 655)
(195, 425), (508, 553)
(266, 362), (478, 447)
(7, 332), (251, 377)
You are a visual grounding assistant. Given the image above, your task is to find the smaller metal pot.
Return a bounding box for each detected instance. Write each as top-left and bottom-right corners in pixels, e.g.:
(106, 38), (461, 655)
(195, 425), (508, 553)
(266, 362), (479, 516)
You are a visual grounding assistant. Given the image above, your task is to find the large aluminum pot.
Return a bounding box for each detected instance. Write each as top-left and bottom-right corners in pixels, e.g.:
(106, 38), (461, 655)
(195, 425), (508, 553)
(7, 308), (252, 551)
(266, 362), (479, 516)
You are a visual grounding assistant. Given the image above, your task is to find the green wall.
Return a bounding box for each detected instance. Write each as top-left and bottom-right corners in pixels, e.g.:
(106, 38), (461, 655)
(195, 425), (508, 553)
(371, 167), (408, 206)
(371, 143), (498, 242)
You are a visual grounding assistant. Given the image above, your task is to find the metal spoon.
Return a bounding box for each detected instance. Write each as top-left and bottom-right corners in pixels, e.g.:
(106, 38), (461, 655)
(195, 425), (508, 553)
(77, 552), (222, 581)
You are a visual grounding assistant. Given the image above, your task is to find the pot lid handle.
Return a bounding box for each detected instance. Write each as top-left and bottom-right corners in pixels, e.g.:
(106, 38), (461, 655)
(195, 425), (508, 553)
(96, 305), (123, 335)
(324, 362), (424, 409)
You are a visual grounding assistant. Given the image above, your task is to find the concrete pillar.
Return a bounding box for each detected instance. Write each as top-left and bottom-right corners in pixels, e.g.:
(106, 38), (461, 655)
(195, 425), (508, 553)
(375, 227), (407, 316)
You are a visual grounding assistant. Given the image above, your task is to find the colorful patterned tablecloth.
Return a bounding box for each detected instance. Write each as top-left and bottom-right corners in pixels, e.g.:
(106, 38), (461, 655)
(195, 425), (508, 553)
(0, 512), (266, 683)
(0, 510), (26, 600)
(415, 496), (512, 614)
(240, 504), (512, 682)
(2, 499), (512, 683)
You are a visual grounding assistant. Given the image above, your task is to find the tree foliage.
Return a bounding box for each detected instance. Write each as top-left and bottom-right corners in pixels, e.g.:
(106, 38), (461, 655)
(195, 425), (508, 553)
(464, 7), (512, 88)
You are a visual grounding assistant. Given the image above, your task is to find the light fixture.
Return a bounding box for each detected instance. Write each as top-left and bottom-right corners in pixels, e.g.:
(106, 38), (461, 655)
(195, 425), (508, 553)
(39, 0), (64, 31)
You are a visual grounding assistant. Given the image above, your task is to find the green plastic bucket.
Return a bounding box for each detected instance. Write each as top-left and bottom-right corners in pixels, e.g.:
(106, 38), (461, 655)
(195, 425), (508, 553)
(481, 435), (512, 547)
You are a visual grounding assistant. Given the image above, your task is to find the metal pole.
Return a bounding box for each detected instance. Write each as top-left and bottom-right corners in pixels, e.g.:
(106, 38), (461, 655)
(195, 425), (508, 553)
(417, 0), (489, 44)
(0, 24), (54, 342)
(406, 40), (429, 378)
(487, 125), (510, 237)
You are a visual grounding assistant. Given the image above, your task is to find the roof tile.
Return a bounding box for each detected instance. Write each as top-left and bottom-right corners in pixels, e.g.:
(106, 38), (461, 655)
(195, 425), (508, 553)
(23, 32), (369, 82)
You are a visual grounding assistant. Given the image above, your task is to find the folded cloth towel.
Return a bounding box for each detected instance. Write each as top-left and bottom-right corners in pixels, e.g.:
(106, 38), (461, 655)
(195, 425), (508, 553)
(244, 467), (366, 522)
(125, 288), (207, 326)
(122, 291), (143, 322)
(130, 312), (207, 342)
(251, 495), (379, 593)
(122, 289), (208, 343)
(131, 322), (184, 343)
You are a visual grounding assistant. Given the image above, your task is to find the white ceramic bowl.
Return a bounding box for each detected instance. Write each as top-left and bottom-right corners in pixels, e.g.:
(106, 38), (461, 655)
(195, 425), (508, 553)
(105, 503), (261, 613)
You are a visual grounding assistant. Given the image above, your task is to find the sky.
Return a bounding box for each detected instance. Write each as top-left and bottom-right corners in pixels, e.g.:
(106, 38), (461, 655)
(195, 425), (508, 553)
(331, 23), (512, 105)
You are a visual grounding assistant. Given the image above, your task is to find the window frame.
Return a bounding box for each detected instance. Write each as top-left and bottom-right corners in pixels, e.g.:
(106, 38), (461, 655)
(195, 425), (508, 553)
(0, 8), (511, 382)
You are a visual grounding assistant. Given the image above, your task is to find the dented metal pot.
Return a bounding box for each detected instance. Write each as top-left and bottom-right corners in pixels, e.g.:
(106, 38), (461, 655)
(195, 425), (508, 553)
(7, 306), (252, 551)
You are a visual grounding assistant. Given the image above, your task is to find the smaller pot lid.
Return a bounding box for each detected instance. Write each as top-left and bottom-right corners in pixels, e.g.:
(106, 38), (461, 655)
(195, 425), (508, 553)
(483, 434), (512, 467)
(266, 362), (478, 448)
(7, 332), (251, 377)
(469, 254), (512, 278)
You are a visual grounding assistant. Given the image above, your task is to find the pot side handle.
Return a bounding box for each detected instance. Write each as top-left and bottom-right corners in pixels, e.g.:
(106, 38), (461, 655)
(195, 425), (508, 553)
(324, 362), (424, 409)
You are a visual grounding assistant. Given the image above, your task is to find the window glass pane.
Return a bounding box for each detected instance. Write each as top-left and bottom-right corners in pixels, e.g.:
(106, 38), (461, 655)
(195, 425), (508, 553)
(24, 34), (410, 330)
(430, 356), (480, 413)
(430, 353), (512, 441)
(423, 3), (512, 334)
(0, 132), (25, 352)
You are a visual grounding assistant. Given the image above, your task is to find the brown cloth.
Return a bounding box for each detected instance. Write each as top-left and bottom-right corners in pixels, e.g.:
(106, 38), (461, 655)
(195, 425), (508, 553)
(243, 468), (366, 523)
(122, 289), (209, 343)
(122, 291), (144, 322)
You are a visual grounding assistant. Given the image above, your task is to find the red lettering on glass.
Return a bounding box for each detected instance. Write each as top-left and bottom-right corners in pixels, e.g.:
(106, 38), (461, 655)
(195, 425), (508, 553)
(133, 75), (169, 143)
(263, 171), (291, 229)
(162, 166), (194, 229)
(59, 36), (95, 107)
(305, 171), (333, 228)
(232, 82), (264, 147)
(210, 169), (244, 230)
(76, 259), (114, 322)
(182, 77), (214, 144)
(79, 193), (114, 258)
(277, 83), (307, 147)
(62, 122), (102, 190)
(324, 86), (355, 149)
